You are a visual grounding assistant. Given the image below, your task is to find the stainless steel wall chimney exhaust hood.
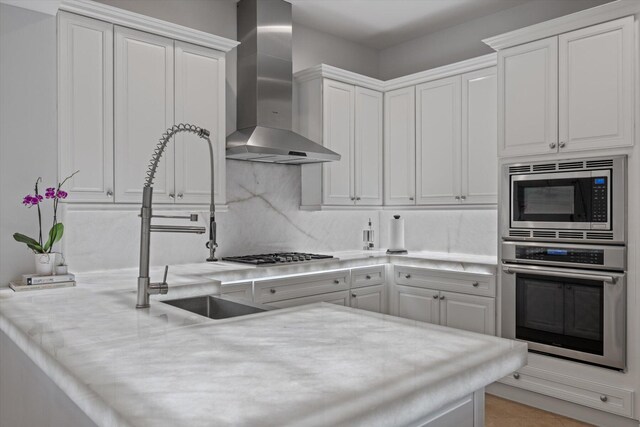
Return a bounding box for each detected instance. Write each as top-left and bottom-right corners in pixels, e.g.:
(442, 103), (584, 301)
(226, 0), (340, 164)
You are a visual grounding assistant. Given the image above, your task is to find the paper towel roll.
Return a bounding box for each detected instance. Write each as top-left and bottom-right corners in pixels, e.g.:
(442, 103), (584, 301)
(388, 215), (406, 252)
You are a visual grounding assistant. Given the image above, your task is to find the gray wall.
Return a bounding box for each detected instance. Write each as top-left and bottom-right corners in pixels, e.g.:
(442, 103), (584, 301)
(0, 4), (58, 287)
(379, 0), (613, 79)
(293, 23), (379, 78)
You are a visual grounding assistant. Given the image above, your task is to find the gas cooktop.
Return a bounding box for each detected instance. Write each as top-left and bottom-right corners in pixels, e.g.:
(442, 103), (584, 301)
(222, 252), (335, 265)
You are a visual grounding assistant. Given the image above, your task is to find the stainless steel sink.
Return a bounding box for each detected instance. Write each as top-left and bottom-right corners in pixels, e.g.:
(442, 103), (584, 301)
(162, 295), (269, 319)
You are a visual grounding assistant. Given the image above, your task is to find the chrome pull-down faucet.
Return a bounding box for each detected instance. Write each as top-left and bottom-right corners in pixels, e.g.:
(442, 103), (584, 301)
(136, 124), (218, 309)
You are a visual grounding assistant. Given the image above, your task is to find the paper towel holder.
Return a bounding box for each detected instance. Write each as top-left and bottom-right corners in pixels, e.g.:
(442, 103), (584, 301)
(387, 215), (408, 255)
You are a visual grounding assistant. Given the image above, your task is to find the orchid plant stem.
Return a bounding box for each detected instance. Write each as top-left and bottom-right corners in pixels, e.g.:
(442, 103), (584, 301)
(34, 178), (43, 247)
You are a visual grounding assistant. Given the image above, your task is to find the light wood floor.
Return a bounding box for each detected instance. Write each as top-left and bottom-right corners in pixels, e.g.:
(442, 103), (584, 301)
(486, 394), (594, 427)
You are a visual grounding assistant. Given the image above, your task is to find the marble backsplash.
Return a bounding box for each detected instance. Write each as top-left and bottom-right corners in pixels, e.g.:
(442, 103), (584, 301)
(62, 161), (497, 272)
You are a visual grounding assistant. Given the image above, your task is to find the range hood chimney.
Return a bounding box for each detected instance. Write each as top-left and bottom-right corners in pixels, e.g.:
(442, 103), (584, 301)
(226, 0), (340, 164)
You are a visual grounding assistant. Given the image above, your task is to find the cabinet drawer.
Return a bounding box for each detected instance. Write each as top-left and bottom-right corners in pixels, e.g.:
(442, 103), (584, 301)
(220, 281), (253, 301)
(267, 290), (350, 309)
(394, 265), (495, 297)
(500, 366), (633, 417)
(254, 270), (350, 303)
(351, 265), (386, 288)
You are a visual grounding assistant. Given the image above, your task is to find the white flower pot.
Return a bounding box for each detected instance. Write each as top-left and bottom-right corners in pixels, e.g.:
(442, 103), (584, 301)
(34, 253), (56, 276)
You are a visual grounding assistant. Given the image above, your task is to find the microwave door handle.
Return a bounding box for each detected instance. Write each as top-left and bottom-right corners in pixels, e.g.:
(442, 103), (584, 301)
(502, 266), (618, 284)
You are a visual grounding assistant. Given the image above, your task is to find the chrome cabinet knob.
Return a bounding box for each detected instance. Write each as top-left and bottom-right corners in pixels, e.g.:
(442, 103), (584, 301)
(405, 274), (411, 279)
(177, 193), (184, 200)
(356, 197), (361, 201)
(409, 197), (414, 201)
(169, 193), (175, 199)
(432, 295), (439, 299)
(600, 395), (608, 402)
(350, 197), (355, 201)
(439, 295), (445, 300)
(549, 142), (557, 149)
(333, 279), (340, 284)
(455, 195), (461, 200)
(513, 372), (520, 380)
(269, 289), (276, 294)
(365, 275), (371, 280)
(106, 190), (113, 197)
(472, 282), (479, 287)
(559, 141), (566, 148)
(351, 293), (357, 298)
(460, 195), (466, 200)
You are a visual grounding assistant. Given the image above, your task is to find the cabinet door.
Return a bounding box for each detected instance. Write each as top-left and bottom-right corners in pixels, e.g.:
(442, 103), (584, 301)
(559, 17), (634, 152)
(350, 284), (385, 314)
(174, 41), (226, 205)
(384, 87), (416, 205)
(268, 290), (350, 309)
(461, 67), (497, 204)
(114, 27), (174, 203)
(354, 87), (383, 205)
(220, 281), (253, 301)
(390, 284), (439, 324)
(439, 292), (495, 335)
(58, 12), (114, 202)
(322, 79), (355, 205)
(498, 37), (558, 157)
(416, 76), (461, 205)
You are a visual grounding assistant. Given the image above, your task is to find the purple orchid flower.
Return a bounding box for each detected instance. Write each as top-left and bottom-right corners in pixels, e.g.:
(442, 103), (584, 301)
(56, 190), (68, 199)
(45, 187), (56, 198)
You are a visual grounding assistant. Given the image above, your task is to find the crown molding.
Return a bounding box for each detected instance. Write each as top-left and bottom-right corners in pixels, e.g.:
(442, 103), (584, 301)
(294, 64), (386, 92)
(483, 0), (640, 51)
(383, 53), (497, 91)
(294, 54), (496, 93)
(59, 0), (239, 52)
(0, 0), (61, 15)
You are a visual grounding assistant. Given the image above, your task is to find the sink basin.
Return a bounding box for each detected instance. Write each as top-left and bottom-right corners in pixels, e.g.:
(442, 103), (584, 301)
(163, 295), (268, 319)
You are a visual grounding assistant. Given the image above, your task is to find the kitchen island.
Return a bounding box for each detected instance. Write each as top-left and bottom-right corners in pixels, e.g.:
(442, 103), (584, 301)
(0, 253), (524, 427)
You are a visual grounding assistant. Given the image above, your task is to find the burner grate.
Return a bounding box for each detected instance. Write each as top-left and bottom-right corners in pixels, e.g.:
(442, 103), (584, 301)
(222, 252), (334, 265)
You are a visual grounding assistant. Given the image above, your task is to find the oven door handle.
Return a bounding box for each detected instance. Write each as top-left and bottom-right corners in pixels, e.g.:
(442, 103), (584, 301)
(502, 265), (619, 284)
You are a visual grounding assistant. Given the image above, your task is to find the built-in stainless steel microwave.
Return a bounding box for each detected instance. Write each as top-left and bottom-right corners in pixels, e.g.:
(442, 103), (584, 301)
(502, 156), (626, 244)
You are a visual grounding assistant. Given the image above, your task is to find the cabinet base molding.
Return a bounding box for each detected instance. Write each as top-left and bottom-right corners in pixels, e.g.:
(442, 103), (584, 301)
(487, 382), (638, 427)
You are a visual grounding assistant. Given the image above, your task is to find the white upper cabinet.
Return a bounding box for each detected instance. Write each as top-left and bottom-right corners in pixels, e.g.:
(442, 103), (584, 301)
(58, 12), (114, 202)
(416, 76), (461, 205)
(114, 26), (175, 203)
(354, 87), (383, 205)
(322, 79), (355, 205)
(498, 17), (634, 158)
(298, 75), (383, 208)
(559, 17), (634, 152)
(174, 41), (226, 205)
(461, 67), (497, 204)
(498, 37), (558, 157)
(384, 87), (416, 205)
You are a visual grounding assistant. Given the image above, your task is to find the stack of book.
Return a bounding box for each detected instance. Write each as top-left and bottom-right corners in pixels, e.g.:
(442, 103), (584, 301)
(9, 273), (76, 292)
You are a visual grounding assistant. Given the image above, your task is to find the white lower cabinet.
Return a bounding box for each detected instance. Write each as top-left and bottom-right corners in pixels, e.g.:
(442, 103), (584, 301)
(350, 284), (385, 313)
(254, 270), (350, 304)
(391, 266), (496, 335)
(220, 281), (253, 301)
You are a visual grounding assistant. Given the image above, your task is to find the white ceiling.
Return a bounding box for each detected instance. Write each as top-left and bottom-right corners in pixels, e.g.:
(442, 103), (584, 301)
(286, 0), (530, 50)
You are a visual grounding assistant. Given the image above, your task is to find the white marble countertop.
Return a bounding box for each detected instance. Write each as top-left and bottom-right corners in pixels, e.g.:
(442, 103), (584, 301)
(0, 250), (518, 427)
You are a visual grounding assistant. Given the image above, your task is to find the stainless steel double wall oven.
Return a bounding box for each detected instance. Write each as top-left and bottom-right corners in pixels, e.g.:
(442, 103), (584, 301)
(501, 156), (627, 370)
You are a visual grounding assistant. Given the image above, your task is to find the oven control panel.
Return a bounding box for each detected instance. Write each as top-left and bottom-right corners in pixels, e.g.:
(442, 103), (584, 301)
(591, 176), (608, 223)
(515, 246), (604, 265)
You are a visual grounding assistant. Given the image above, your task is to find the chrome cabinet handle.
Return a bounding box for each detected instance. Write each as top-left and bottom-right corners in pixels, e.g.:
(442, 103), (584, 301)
(177, 193), (184, 200)
(404, 274), (411, 279)
(333, 279), (340, 284)
(559, 141), (566, 148)
(106, 190), (113, 197)
(365, 275), (371, 280)
(439, 295), (445, 300)
(472, 282), (479, 287)
(269, 289), (276, 294)
(502, 265), (618, 284)
(169, 193), (175, 199)
(600, 395), (608, 402)
(549, 142), (557, 149)
(513, 373), (520, 380)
